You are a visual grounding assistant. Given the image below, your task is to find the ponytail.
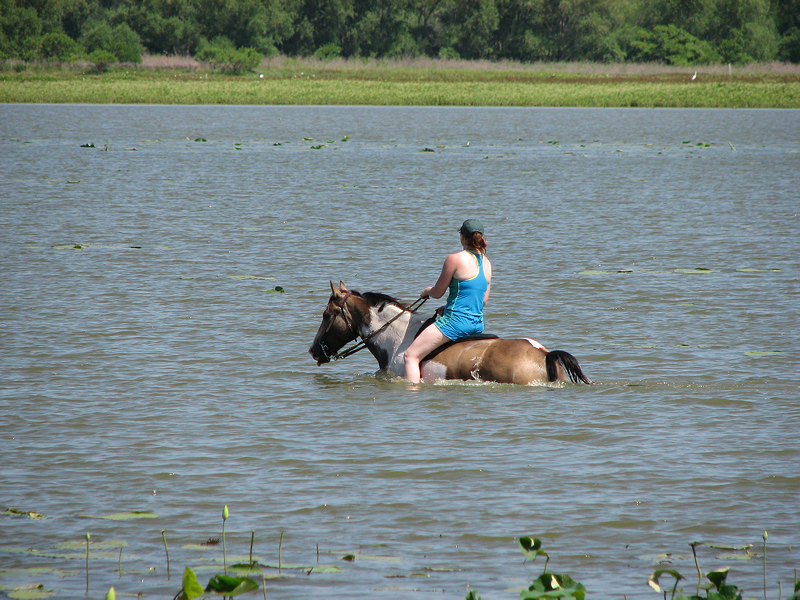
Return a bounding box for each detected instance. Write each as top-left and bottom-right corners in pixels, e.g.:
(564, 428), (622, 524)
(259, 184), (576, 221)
(468, 231), (487, 254)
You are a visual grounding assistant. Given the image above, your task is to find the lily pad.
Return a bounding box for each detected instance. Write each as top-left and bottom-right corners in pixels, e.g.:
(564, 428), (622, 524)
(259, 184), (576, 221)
(578, 270), (611, 275)
(79, 511), (158, 520)
(736, 268), (781, 272)
(0, 568), (79, 578)
(205, 574), (259, 596)
(674, 268), (712, 274)
(258, 563), (340, 572)
(52, 540), (128, 550)
(2, 508), (45, 519)
(6, 584), (55, 599)
(181, 544), (220, 551)
(265, 286), (284, 293)
(744, 351), (781, 356)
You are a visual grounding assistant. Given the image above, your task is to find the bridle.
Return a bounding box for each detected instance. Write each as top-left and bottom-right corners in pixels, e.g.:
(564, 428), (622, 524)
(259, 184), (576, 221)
(320, 294), (428, 362)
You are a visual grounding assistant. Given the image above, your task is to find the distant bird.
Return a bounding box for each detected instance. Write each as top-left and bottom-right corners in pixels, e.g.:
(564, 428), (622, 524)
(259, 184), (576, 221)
(691, 71), (697, 81)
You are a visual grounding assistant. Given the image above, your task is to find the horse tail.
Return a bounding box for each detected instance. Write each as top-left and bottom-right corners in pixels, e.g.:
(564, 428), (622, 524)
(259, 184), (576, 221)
(545, 350), (593, 384)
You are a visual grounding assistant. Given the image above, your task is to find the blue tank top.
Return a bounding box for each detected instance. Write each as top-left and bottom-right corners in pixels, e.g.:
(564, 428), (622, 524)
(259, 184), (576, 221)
(434, 251), (488, 341)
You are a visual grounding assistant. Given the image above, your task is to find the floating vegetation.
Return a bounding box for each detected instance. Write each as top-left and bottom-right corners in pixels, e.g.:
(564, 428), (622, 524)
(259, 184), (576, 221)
(78, 511), (158, 521)
(2, 583), (55, 599)
(674, 268), (712, 274)
(228, 275), (273, 280)
(265, 286), (285, 293)
(52, 540), (128, 551)
(80, 143), (95, 148)
(744, 350), (781, 356)
(736, 268), (781, 272)
(310, 144), (327, 149)
(341, 135), (350, 142)
(0, 517), (793, 600)
(2, 508), (45, 519)
(421, 147), (435, 152)
(194, 137), (207, 142)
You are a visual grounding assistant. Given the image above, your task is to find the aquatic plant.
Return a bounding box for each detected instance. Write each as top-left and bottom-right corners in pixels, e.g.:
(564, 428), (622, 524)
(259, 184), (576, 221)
(466, 537), (587, 600)
(517, 537), (586, 600)
(172, 508), (259, 600)
(222, 505), (229, 575)
(161, 530), (171, 580)
(85, 532), (90, 593)
(647, 535), (799, 600)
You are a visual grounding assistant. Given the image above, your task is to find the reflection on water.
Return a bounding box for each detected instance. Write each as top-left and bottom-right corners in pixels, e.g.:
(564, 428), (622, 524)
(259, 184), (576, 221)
(1, 105), (798, 599)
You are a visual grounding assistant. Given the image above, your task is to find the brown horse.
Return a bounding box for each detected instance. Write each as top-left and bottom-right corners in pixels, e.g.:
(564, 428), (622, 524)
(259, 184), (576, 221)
(309, 282), (592, 385)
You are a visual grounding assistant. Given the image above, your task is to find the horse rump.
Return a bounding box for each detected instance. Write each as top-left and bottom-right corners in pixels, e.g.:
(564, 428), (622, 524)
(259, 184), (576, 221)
(545, 350), (593, 384)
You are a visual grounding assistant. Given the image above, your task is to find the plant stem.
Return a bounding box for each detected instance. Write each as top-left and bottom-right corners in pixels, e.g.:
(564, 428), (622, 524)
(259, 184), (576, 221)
(85, 532), (90, 593)
(118, 547), (122, 579)
(691, 542), (703, 596)
(250, 530), (255, 564)
(161, 530), (171, 580)
(222, 510), (228, 576)
(262, 573), (267, 600)
(316, 543), (320, 564)
(763, 531), (768, 600)
(278, 531), (284, 575)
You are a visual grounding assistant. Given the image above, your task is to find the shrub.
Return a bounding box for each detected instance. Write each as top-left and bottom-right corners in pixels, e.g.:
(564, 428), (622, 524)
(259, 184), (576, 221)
(80, 21), (143, 63)
(625, 25), (721, 65)
(314, 43), (341, 60)
(38, 32), (81, 61)
(196, 38), (262, 74)
(86, 49), (117, 73)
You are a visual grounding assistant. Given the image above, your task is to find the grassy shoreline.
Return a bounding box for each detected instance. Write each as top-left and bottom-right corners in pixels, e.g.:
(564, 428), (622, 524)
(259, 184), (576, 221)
(2, 56), (800, 107)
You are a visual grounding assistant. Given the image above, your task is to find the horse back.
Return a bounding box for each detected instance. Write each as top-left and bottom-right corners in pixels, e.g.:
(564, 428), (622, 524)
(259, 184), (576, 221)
(426, 337), (554, 385)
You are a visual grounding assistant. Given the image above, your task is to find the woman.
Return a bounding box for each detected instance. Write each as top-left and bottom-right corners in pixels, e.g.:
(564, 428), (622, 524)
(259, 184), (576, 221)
(404, 219), (492, 383)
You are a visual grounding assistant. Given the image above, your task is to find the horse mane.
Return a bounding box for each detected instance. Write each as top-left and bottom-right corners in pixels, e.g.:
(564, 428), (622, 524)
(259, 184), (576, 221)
(356, 290), (408, 312)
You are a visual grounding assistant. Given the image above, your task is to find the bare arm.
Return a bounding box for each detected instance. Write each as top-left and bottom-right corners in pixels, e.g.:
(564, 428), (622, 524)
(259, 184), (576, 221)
(421, 253), (460, 299)
(483, 257), (492, 305)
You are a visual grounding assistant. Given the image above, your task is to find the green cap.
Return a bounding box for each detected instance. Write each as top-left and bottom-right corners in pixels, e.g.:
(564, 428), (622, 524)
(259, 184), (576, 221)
(459, 219), (484, 236)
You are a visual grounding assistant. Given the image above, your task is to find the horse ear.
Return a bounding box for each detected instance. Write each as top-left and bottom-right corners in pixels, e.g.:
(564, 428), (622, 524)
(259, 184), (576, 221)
(330, 280), (338, 294)
(338, 281), (348, 292)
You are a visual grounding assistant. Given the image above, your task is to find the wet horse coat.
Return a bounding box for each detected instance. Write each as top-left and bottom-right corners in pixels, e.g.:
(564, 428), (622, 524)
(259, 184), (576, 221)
(309, 282), (591, 385)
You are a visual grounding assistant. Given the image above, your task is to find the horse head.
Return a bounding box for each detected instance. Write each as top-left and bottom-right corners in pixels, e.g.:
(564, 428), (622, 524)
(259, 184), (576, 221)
(309, 281), (360, 365)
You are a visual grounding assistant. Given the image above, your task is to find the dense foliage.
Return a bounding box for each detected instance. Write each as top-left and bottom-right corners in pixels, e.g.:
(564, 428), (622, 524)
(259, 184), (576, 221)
(2, 0), (799, 68)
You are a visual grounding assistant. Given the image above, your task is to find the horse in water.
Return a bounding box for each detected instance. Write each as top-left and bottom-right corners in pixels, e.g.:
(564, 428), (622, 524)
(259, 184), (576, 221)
(309, 282), (592, 385)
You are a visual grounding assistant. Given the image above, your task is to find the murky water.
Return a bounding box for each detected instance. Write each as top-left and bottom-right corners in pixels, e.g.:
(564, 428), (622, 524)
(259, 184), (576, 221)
(1, 104), (798, 600)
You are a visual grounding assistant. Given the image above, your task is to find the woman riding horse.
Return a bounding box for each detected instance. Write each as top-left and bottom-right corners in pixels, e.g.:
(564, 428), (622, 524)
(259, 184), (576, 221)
(308, 283), (592, 385)
(404, 219), (492, 384)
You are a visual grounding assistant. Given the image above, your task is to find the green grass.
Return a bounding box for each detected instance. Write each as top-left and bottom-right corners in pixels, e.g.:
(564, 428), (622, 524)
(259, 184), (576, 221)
(2, 58), (799, 107)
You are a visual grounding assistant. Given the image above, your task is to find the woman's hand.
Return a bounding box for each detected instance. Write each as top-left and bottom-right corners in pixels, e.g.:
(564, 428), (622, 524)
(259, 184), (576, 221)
(420, 286), (433, 299)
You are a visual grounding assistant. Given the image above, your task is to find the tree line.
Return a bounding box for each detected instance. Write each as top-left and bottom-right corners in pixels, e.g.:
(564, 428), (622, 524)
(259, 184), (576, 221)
(2, 0), (799, 70)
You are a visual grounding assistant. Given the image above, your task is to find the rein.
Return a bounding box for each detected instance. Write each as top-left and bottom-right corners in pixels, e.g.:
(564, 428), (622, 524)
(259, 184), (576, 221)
(326, 296), (428, 362)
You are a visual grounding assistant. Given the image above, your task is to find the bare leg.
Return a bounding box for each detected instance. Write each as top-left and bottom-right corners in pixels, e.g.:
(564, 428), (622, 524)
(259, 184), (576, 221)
(403, 324), (450, 383)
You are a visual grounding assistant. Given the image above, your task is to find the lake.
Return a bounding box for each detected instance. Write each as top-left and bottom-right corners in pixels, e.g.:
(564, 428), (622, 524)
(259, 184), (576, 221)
(0, 104), (798, 600)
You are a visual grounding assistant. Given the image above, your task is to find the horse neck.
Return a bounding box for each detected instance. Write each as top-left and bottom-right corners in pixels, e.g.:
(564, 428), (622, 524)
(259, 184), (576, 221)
(361, 303), (427, 368)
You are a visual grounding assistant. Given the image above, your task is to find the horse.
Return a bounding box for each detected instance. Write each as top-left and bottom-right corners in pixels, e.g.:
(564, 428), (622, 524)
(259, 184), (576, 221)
(309, 282), (592, 385)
